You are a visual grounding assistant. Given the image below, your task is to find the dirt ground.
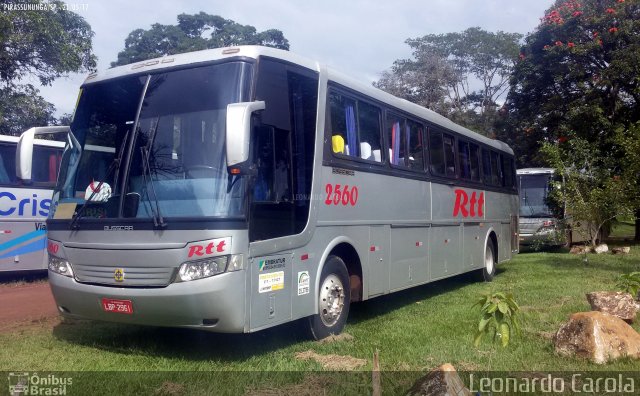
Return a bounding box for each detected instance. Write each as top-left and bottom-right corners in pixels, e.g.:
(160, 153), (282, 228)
(0, 280), (59, 333)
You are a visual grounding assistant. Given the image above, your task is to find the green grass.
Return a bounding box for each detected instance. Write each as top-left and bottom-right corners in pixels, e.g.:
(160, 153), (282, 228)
(2, 246), (640, 394)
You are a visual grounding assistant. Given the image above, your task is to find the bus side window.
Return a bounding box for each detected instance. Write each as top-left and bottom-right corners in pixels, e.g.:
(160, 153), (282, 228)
(329, 92), (357, 157)
(469, 143), (481, 182)
(458, 140), (471, 179)
(443, 133), (456, 178)
(408, 119), (425, 171)
(482, 149), (492, 185)
(490, 151), (501, 186)
(502, 155), (515, 188)
(429, 130), (445, 176)
(386, 112), (406, 166)
(357, 101), (382, 162)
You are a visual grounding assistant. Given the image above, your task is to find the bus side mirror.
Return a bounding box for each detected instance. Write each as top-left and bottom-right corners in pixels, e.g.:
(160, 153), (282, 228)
(226, 101), (265, 173)
(17, 126), (71, 183)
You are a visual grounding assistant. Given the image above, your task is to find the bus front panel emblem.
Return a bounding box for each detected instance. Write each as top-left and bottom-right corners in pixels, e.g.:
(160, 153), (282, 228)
(114, 268), (125, 282)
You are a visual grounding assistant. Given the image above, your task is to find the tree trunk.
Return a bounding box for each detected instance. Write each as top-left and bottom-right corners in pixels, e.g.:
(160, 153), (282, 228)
(635, 209), (640, 242)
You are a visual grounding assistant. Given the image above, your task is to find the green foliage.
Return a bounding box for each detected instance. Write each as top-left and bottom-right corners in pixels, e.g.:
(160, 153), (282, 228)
(0, 0), (96, 86)
(617, 271), (640, 298)
(472, 292), (521, 348)
(112, 12), (289, 66)
(0, 0), (95, 135)
(542, 136), (635, 246)
(502, 0), (640, 167)
(375, 27), (522, 136)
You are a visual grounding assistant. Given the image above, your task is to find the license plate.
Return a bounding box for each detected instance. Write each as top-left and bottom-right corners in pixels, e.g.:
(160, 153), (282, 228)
(101, 298), (133, 314)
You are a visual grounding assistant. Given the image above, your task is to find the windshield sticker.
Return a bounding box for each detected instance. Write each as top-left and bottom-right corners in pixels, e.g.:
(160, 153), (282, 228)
(85, 181), (112, 202)
(52, 202), (77, 220)
(259, 271), (284, 293)
(187, 237), (231, 258)
(297, 271), (310, 296)
(258, 256), (287, 271)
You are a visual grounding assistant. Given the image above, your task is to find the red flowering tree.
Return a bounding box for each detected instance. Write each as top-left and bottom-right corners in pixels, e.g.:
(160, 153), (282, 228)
(500, 0), (640, 239)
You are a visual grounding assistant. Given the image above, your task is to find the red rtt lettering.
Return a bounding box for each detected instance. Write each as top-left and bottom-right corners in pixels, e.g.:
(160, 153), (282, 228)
(205, 242), (216, 255)
(216, 240), (226, 252)
(188, 245), (204, 258)
(453, 189), (469, 217)
(478, 192), (485, 217)
(469, 192), (477, 217)
(47, 242), (59, 254)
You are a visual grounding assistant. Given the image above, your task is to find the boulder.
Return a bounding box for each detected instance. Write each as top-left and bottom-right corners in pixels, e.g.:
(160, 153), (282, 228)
(570, 245), (591, 254)
(555, 311), (640, 364)
(612, 247), (631, 255)
(594, 244), (609, 254)
(586, 291), (637, 322)
(407, 363), (472, 396)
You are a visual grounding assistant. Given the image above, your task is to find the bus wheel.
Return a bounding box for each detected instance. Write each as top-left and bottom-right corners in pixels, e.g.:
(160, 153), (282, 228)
(478, 241), (496, 282)
(308, 255), (351, 340)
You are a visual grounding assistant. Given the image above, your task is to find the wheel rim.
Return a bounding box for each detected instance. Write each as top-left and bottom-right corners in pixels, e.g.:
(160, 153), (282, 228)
(485, 244), (494, 274)
(319, 274), (345, 327)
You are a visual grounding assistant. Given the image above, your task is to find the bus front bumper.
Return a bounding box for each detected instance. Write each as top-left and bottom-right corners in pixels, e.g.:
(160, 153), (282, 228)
(519, 231), (563, 248)
(48, 270), (247, 333)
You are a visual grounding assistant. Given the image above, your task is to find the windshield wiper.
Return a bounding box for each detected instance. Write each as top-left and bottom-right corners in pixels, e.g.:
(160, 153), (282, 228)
(140, 145), (167, 228)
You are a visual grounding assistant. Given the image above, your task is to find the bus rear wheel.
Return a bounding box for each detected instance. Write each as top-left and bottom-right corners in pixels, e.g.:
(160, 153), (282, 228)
(308, 255), (351, 340)
(477, 241), (496, 282)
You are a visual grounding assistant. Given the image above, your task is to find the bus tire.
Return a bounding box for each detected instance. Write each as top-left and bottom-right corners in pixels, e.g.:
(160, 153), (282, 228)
(478, 241), (496, 282)
(308, 255), (351, 340)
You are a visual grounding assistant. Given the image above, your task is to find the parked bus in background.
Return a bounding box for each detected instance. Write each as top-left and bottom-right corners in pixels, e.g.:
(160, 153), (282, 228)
(517, 168), (592, 249)
(18, 46), (519, 338)
(0, 134), (63, 272)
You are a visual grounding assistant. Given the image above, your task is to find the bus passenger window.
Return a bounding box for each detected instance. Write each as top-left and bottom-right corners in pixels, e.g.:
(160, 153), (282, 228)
(458, 140), (471, 179)
(469, 143), (480, 182)
(407, 120), (424, 171)
(429, 131), (445, 176)
(482, 149), (492, 185)
(490, 151), (501, 186)
(386, 113), (406, 166)
(329, 92), (358, 157)
(358, 101), (382, 162)
(443, 134), (456, 177)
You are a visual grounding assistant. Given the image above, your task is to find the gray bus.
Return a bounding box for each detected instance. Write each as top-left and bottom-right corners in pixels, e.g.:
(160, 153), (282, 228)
(17, 46), (519, 339)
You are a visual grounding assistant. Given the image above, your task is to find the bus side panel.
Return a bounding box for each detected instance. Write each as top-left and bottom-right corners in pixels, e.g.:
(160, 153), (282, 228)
(462, 223), (483, 270)
(0, 220), (48, 271)
(389, 226), (429, 291)
(430, 183), (463, 279)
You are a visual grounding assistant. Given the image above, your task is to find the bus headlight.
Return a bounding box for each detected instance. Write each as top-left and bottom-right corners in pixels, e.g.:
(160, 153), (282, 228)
(178, 256), (228, 282)
(177, 254), (244, 282)
(49, 255), (74, 277)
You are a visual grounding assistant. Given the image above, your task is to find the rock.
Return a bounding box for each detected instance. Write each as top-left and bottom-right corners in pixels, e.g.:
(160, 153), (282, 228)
(555, 311), (640, 364)
(612, 247), (631, 255)
(586, 291), (637, 322)
(570, 245), (591, 254)
(594, 244), (609, 254)
(407, 363), (472, 396)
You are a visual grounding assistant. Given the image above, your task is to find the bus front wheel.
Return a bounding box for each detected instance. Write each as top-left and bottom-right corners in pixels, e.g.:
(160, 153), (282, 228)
(308, 255), (351, 340)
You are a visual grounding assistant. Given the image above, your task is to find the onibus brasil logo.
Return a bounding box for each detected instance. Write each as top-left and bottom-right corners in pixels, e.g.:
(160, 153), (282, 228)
(8, 372), (72, 395)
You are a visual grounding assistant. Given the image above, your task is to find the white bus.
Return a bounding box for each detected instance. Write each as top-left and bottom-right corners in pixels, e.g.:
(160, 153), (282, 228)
(18, 46), (518, 338)
(0, 134), (63, 272)
(517, 168), (592, 248)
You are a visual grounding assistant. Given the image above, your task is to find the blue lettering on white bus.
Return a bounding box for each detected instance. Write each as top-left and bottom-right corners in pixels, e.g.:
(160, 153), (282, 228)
(0, 191), (52, 217)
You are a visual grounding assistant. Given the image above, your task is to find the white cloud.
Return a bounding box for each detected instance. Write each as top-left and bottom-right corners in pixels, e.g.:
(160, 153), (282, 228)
(38, 0), (554, 117)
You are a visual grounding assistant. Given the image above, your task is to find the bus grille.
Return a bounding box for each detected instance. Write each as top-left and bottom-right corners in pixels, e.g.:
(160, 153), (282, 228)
(72, 264), (175, 287)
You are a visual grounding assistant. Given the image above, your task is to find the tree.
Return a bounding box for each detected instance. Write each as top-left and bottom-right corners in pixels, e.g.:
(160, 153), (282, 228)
(375, 27), (522, 136)
(112, 12), (290, 66)
(0, 0), (96, 135)
(504, 0), (640, 239)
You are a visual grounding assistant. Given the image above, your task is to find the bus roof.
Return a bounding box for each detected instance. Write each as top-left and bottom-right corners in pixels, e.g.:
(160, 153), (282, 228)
(82, 46), (513, 155)
(516, 168), (555, 175)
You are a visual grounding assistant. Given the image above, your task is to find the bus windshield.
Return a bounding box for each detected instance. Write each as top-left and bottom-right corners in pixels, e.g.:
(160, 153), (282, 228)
(53, 61), (253, 221)
(518, 174), (553, 218)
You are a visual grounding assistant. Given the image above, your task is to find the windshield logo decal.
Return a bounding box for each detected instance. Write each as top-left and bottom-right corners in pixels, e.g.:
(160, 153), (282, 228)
(453, 189), (484, 218)
(114, 268), (125, 282)
(187, 237), (231, 258)
(103, 226), (134, 231)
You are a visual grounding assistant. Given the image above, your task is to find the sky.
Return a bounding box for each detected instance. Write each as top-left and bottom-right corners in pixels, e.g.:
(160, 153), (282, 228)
(36, 0), (556, 116)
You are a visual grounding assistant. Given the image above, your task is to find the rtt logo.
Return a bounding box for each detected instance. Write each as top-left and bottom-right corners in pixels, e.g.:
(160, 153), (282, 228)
(187, 237), (231, 258)
(453, 189), (485, 218)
